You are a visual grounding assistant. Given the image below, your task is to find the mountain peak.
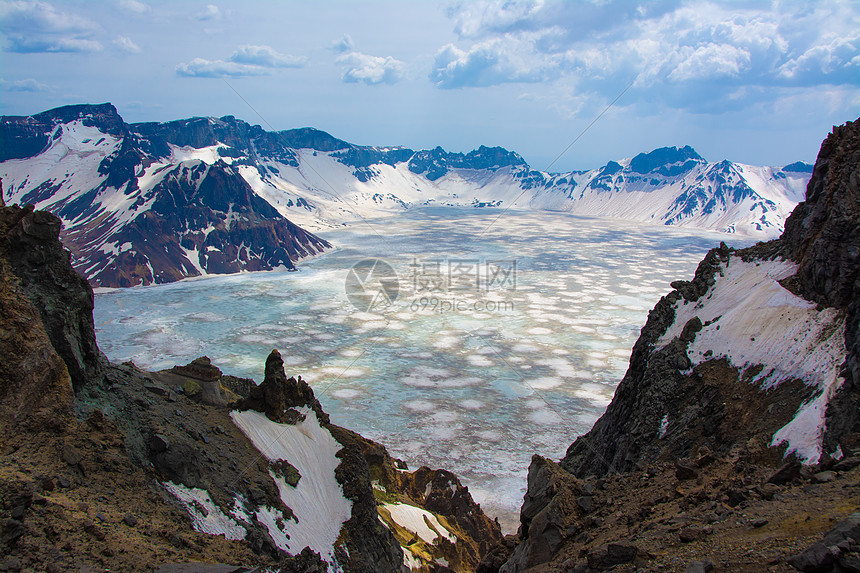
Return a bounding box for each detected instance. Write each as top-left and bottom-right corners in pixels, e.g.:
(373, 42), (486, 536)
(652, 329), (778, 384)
(276, 127), (350, 151)
(32, 102), (121, 125)
(629, 145), (705, 175)
(0, 102), (126, 162)
(782, 161), (814, 173)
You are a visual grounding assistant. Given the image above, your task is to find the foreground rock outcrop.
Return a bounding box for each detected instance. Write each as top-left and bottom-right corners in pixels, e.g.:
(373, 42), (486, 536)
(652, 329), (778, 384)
(0, 203), (501, 571)
(493, 120), (860, 572)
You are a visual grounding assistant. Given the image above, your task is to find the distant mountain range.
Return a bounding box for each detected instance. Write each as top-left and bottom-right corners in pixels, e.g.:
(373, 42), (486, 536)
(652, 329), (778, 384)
(0, 103), (812, 287)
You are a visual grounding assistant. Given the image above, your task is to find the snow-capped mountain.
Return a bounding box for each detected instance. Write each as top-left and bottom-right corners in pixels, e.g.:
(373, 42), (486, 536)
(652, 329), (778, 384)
(0, 104), (330, 287)
(0, 103), (811, 287)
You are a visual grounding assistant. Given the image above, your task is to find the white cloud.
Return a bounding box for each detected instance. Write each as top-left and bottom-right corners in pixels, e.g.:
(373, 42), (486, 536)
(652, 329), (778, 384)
(778, 36), (860, 83)
(449, 0), (546, 38)
(331, 34), (355, 54)
(118, 0), (149, 14)
(435, 0), (860, 114)
(430, 35), (556, 88)
(668, 43), (751, 81)
(113, 35), (141, 54)
(1, 0), (103, 53)
(1, 77), (50, 91)
(176, 45), (305, 78)
(196, 3), (220, 21)
(230, 45), (305, 68)
(176, 57), (271, 78)
(6, 36), (102, 53)
(337, 51), (405, 85)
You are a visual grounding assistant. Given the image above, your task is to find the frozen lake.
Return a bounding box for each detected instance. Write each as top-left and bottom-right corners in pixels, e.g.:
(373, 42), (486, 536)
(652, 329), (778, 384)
(93, 208), (742, 531)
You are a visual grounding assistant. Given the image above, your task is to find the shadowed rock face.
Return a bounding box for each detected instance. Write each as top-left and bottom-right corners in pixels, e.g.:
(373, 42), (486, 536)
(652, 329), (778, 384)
(1, 205), (103, 391)
(82, 159), (331, 287)
(557, 120), (860, 482)
(781, 119), (860, 454)
(0, 208), (74, 433)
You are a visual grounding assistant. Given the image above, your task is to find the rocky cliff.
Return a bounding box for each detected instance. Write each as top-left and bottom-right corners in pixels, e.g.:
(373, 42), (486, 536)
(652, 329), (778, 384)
(0, 204), (501, 571)
(781, 121), (860, 457)
(493, 120), (860, 572)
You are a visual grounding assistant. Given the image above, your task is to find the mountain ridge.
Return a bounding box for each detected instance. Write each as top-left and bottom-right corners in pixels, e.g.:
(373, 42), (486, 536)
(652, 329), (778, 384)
(1, 104), (812, 288)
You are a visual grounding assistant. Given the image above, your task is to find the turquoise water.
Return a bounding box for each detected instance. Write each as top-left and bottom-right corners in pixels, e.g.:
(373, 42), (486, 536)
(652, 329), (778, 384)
(94, 208), (741, 530)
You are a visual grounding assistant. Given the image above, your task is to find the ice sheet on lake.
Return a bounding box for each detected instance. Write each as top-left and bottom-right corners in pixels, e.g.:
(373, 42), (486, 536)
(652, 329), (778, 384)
(94, 209), (740, 532)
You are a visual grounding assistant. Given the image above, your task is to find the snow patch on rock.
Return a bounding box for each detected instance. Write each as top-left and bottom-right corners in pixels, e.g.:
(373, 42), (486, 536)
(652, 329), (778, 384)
(381, 502), (457, 544)
(230, 407), (352, 564)
(163, 482), (247, 540)
(658, 258), (846, 462)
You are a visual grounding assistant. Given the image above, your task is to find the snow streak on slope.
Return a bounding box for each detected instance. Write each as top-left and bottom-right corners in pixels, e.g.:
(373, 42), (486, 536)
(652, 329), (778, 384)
(657, 258), (847, 462)
(1, 120), (120, 224)
(381, 503), (457, 544)
(163, 482), (248, 541)
(230, 407), (352, 565)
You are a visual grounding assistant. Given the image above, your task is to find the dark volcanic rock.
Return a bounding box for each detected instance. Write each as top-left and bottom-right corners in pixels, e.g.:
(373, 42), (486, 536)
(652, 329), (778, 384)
(325, 427), (404, 572)
(0, 205), (103, 392)
(0, 214), (74, 433)
(91, 160), (330, 287)
(500, 456), (584, 572)
(586, 543), (640, 570)
(781, 119), (860, 454)
(558, 246), (732, 478)
(787, 541), (835, 572)
(171, 356), (222, 382)
(332, 424), (503, 572)
(237, 350), (329, 424)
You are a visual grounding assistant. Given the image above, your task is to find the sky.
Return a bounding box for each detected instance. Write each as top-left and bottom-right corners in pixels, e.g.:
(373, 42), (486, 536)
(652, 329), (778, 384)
(0, 0), (858, 172)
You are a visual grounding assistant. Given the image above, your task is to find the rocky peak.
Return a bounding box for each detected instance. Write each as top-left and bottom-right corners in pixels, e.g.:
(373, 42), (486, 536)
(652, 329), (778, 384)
(782, 161), (814, 173)
(276, 127), (351, 151)
(628, 145), (705, 175)
(408, 144), (526, 180)
(0, 102), (126, 162)
(463, 145), (527, 169)
(35, 103), (126, 135)
(238, 350), (329, 424)
(782, 119), (860, 312)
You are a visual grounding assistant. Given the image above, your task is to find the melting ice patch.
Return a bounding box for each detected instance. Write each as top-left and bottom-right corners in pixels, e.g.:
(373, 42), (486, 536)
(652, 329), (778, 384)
(658, 258), (846, 462)
(230, 408), (352, 564)
(381, 502), (457, 544)
(163, 482), (246, 540)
